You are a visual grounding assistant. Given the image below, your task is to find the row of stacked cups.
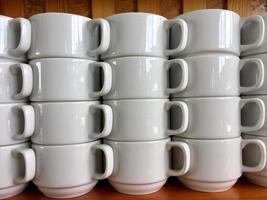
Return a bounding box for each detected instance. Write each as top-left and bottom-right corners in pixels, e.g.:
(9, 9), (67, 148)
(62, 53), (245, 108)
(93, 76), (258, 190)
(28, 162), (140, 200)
(1, 9), (267, 199)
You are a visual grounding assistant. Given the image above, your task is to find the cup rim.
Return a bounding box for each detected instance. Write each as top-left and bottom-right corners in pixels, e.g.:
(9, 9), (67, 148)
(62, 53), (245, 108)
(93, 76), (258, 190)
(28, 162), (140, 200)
(177, 9), (240, 18)
(32, 140), (100, 148)
(103, 98), (169, 102)
(31, 101), (100, 105)
(104, 137), (170, 144)
(29, 57), (96, 63)
(172, 136), (241, 143)
(29, 12), (91, 20)
(0, 142), (29, 149)
(106, 12), (167, 20)
(171, 96), (240, 101)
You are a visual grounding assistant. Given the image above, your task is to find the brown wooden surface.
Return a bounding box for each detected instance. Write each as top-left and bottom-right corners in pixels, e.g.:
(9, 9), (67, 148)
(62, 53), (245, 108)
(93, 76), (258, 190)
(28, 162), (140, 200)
(0, 0), (266, 19)
(8, 178), (267, 200)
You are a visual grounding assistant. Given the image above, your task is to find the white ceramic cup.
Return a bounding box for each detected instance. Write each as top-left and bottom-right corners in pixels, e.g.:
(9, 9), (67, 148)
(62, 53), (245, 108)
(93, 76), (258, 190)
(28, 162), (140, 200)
(168, 9), (264, 57)
(172, 136), (266, 192)
(29, 58), (112, 101)
(103, 57), (187, 99)
(103, 99), (188, 141)
(32, 140), (113, 198)
(170, 97), (265, 139)
(241, 13), (267, 56)
(168, 55), (264, 97)
(241, 95), (267, 137)
(0, 142), (35, 199)
(31, 101), (113, 145)
(0, 103), (34, 146)
(28, 13), (110, 60)
(0, 16), (30, 61)
(101, 12), (187, 59)
(241, 54), (267, 95)
(104, 138), (190, 195)
(0, 59), (33, 102)
(243, 134), (267, 187)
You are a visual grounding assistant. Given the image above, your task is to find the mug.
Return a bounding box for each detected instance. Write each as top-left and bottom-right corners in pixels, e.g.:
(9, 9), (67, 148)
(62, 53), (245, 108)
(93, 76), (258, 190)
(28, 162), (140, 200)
(241, 13), (267, 56)
(0, 142), (35, 199)
(28, 13), (110, 60)
(104, 138), (190, 195)
(241, 54), (267, 95)
(30, 58), (112, 101)
(170, 97), (265, 139)
(101, 12), (187, 59)
(243, 134), (267, 187)
(172, 136), (266, 192)
(168, 54), (264, 97)
(103, 57), (187, 99)
(241, 95), (267, 136)
(0, 59), (33, 102)
(168, 9), (264, 57)
(32, 140), (113, 198)
(103, 99), (189, 141)
(0, 16), (30, 61)
(0, 103), (34, 146)
(31, 101), (113, 145)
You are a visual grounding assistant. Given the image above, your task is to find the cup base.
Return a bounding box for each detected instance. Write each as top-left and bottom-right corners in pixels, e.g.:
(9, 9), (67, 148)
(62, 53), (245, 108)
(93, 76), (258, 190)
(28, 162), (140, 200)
(37, 181), (97, 198)
(179, 177), (237, 192)
(109, 179), (167, 195)
(0, 183), (28, 199)
(245, 174), (267, 187)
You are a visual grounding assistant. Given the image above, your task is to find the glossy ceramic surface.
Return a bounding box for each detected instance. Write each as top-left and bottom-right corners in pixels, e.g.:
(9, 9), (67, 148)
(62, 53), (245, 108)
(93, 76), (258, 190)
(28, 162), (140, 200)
(104, 138), (190, 195)
(0, 142), (35, 199)
(0, 103), (34, 145)
(101, 13), (168, 59)
(30, 58), (111, 101)
(241, 54), (267, 95)
(103, 99), (188, 141)
(169, 54), (264, 97)
(31, 101), (113, 145)
(243, 134), (267, 187)
(0, 59), (33, 103)
(32, 141), (114, 198)
(103, 57), (168, 99)
(172, 137), (266, 192)
(170, 9), (263, 58)
(28, 13), (107, 60)
(0, 16), (30, 61)
(171, 97), (265, 139)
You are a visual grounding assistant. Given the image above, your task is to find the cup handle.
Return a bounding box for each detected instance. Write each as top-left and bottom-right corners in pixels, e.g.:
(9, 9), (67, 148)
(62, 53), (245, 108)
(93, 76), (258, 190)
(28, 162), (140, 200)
(9, 18), (31, 57)
(92, 144), (114, 180)
(164, 18), (188, 56)
(240, 98), (265, 132)
(240, 15), (265, 52)
(88, 19), (110, 55)
(166, 141), (190, 176)
(12, 147), (36, 184)
(165, 101), (189, 136)
(13, 105), (35, 140)
(165, 59), (188, 94)
(242, 139), (266, 172)
(90, 62), (112, 98)
(240, 58), (264, 94)
(11, 63), (33, 100)
(90, 104), (113, 139)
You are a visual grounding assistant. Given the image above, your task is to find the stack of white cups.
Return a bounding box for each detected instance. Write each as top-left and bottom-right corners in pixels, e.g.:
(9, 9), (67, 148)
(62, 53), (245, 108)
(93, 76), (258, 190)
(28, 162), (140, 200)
(27, 13), (114, 198)
(0, 16), (35, 199)
(168, 9), (267, 192)
(241, 13), (267, 187)
(100, 13), (194, 195)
